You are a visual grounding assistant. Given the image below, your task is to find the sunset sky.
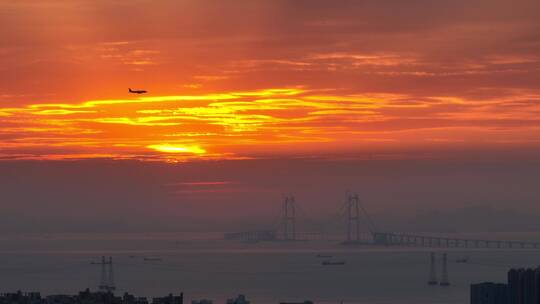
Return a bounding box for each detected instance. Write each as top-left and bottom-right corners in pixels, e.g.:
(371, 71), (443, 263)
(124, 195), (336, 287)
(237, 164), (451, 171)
(2, 1), (540, 233)
(2, 0), (540, 161)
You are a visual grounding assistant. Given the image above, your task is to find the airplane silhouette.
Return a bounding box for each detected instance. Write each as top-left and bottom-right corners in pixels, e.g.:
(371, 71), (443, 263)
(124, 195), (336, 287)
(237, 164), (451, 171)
(129, 88), (147, 94)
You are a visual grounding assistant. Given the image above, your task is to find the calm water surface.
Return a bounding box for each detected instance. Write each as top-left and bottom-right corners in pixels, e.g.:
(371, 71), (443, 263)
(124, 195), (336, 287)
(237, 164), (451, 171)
(0, 233), (539, 304)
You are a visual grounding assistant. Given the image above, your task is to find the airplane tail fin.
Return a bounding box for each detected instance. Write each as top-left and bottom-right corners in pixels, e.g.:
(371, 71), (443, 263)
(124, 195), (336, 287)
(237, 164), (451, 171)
(129, 88), (132, 92)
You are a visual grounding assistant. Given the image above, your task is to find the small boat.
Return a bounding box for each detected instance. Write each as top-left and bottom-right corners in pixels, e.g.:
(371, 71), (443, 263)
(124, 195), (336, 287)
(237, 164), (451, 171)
(143, 257), (163, 261)
(243, 239), (259, 244)
(322, 260), (345, 266)
(316, 254), (333, 258)
(456, 257), (469, 263)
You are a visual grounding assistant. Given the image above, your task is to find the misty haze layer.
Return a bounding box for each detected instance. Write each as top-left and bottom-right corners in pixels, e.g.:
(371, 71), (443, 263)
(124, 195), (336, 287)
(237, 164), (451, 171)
(1, 155), (539, 233)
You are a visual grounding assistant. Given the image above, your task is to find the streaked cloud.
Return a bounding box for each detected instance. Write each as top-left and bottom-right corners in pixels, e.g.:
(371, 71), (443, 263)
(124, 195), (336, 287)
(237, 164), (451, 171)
(0, 86), (539, 161)
(1, 0), (540, 161)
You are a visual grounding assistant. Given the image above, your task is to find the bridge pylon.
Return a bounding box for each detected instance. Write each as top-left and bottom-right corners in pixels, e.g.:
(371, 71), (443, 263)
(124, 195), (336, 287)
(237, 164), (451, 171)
(97, 256), (116, 293)
(427, 252), (438, 285)
(440, 253), (450, 286)
(282, 195), (296, 241)
(346, 193), (361, 242)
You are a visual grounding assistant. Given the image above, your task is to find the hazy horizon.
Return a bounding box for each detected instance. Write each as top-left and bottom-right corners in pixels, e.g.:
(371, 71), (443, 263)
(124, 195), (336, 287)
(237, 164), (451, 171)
(1, 151), (539, 234)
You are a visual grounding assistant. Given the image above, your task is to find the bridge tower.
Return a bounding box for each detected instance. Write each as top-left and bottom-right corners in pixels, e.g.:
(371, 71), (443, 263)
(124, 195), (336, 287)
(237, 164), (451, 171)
(440, 253), (450, 286)
(99, 256), (107, 291)
(97, 256), (116, 293)
(282, 195), (296, 240)
(346, 193), (361, 242)
(427, 252), (438, 285)
(108, 257), (115, 291)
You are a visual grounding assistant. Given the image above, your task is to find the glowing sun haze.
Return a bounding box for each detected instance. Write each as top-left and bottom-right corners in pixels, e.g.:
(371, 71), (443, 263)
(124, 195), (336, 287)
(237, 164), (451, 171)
(1, 0), (540, 161)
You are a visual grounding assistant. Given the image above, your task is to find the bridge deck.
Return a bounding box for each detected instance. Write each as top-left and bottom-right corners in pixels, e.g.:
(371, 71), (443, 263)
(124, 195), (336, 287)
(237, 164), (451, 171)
(372, 232), (540, 249)
(224, 230), (326, 242)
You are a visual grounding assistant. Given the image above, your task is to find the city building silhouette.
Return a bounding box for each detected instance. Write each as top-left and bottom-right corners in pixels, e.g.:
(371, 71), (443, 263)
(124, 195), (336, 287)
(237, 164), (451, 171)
(471, 266), (540, 304)
(0, 289), (183, 304)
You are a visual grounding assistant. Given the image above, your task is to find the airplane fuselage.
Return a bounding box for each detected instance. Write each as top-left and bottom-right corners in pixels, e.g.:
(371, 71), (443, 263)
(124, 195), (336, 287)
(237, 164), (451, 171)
(129, 88), (147, 94)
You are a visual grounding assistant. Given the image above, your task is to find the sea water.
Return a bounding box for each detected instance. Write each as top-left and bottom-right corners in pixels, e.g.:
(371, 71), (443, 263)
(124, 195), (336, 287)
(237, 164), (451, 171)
(0, 232), (539, 304)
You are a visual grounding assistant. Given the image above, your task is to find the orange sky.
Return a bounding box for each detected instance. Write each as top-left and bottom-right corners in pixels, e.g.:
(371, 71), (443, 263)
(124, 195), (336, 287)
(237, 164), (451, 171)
(1, 0), (540, 161)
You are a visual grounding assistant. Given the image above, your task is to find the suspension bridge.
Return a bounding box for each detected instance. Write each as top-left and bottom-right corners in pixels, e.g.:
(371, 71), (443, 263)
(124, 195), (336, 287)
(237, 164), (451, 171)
(224, 193), (540, 249)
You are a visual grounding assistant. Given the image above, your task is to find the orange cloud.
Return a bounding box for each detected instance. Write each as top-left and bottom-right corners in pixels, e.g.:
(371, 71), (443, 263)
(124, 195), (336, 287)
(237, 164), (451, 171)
(0, 86), (539, 162)
(2, 0), (540, 162)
